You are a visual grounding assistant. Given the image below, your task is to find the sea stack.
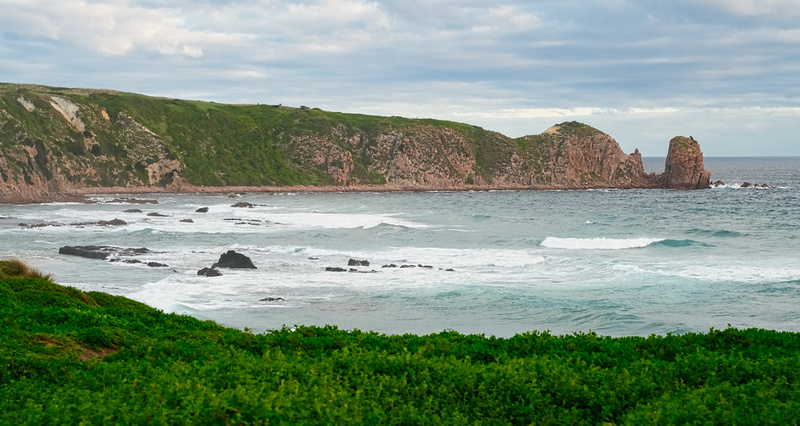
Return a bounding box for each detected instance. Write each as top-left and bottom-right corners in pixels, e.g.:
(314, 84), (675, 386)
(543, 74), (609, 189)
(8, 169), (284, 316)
(662, 136), (712, 190)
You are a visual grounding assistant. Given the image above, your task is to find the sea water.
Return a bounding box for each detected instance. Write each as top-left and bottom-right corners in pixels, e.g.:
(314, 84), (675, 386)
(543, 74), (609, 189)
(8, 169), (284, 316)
(1, 157), (798, 337)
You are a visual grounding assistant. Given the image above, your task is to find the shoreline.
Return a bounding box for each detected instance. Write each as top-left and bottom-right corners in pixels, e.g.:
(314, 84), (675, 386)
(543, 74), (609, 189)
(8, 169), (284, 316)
(0, 181), (649, 204)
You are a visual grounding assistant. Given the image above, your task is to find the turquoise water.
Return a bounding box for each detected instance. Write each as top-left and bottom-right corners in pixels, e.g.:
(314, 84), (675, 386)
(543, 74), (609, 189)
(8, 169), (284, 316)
(1, 157), (799, 337)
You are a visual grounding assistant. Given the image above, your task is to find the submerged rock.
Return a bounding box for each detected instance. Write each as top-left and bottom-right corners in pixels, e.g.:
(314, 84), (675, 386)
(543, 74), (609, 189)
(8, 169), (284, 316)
(197, 267), (223, 277)
(231, 201), (255, 208)
(260, 297), (285, 302)
(348, 259), (370, 266)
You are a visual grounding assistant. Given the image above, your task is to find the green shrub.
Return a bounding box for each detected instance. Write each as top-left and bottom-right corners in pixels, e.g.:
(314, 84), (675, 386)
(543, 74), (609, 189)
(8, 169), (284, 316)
(3, 271), (800, 423)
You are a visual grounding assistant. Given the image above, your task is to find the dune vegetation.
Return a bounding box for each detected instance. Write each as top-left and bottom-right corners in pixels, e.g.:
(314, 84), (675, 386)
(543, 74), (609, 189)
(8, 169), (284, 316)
(1, 260), (799, 424)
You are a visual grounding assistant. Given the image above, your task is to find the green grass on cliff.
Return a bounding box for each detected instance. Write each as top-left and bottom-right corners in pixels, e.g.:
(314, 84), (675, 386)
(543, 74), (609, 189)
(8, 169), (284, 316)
(2, 261), (800, 424)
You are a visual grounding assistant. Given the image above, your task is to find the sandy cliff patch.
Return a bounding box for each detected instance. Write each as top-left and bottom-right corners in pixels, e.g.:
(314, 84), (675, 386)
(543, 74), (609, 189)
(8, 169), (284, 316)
(17, 96), (35, 112)
(49, 96), (86, 132)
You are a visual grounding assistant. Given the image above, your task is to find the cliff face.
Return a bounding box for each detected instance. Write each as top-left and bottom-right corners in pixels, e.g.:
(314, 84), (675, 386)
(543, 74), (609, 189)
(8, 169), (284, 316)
(0, 84), (710, 202)
(0, 87), (183, 202)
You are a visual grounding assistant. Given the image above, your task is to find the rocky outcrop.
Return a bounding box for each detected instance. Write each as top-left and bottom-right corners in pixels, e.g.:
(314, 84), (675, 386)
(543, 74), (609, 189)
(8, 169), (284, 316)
(661, 137), (712, 190)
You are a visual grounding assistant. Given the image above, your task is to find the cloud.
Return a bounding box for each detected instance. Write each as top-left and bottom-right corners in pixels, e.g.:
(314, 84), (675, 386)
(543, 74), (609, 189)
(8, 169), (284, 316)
(0, 0), (234, 57)
(0, 0), (798, 155)
(453, 107), (681, 120)
(698, 0), (800, 17)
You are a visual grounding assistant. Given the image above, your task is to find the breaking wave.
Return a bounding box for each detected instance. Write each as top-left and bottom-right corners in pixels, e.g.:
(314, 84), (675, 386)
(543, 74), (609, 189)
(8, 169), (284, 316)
(540, 237), (664, 250)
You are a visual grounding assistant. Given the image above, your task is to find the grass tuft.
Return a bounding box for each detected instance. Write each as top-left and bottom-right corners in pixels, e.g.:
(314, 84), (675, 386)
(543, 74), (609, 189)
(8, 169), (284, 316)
(0, 258), (53, 281)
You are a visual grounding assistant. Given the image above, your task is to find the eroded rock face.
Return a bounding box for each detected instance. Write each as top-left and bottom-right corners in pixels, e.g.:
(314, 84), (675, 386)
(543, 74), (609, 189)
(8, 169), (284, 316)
(662, 137), (712, 190)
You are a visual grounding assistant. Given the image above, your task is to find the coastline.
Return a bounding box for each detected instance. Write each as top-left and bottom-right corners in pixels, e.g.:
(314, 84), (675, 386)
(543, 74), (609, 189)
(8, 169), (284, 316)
(0, 181), (647, 204)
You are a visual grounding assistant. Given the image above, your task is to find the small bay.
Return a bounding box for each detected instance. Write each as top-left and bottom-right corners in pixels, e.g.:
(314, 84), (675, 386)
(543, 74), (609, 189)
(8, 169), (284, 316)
(1, 157), (798, 337)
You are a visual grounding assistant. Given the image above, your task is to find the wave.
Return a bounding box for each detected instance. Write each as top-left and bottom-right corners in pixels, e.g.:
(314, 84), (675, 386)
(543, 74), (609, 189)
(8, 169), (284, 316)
(686, 229), (746, 238)
(540, 237), (664, 250)
(650, 239), (713, 248)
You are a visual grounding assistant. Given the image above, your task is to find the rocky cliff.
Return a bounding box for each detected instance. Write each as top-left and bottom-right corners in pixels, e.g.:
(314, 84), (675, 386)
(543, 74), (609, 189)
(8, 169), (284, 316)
(0, 83), (710, 202)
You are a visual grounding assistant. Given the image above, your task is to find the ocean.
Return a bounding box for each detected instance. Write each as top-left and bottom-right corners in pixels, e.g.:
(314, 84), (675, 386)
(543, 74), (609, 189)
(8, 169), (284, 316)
(1, 157), (798, 337)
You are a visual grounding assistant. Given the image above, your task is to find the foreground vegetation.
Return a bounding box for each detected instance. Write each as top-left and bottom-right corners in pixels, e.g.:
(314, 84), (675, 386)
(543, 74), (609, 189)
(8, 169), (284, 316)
(2, 261), (800, 424)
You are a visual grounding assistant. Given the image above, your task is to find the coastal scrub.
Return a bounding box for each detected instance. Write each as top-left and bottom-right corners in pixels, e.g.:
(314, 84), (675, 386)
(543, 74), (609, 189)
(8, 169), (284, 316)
(1, 263), (799, 423)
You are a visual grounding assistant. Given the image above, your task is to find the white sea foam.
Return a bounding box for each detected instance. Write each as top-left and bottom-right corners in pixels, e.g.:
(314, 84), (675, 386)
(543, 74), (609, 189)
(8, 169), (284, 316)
(663, 264), (800, 284)
(261, 212), (427, 229)
(541, 237), (663, 250)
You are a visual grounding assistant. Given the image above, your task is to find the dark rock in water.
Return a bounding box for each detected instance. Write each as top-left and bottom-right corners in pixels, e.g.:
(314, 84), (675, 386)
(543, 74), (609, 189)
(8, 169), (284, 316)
(110, 259), (142, 264)
(70, 218), (127, 226)
(326, 267), (347, 272)
(180, 219), (194, 223)
(19, 222), (62, 228)
(712, 180), (725, 187)
(348, 259), (370, 266)
(195, 207), (209, 213)
(147, 212), (169, 217)
(349, 269), (378, 273)
(59, 245), (150, 260)
(98, 218), (127, 226)
(197, 267), (223, 277)
(400, 264), (416, 268)
(212, 250), (257, 269)
(147, 262), (168, 268)
(231, 201), (255, 208)
(123, 209), (143, 213)
(444, 268), (455, 272)
(308, 257), (319, 260)
(59, 245), (113, 259)
(418, 264), (433, 269)
(741, 182), (751, 188)
(260, 297), (285, 302)
(382, 264), (398, 268)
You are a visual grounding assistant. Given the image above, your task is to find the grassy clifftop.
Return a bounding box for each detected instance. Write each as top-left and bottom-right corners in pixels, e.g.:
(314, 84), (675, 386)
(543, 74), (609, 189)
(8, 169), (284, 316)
(1, 260), (799, 423)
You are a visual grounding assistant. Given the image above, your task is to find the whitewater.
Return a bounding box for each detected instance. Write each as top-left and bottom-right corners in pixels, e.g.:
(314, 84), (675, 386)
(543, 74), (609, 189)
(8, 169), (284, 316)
(1, 157), (799, 337)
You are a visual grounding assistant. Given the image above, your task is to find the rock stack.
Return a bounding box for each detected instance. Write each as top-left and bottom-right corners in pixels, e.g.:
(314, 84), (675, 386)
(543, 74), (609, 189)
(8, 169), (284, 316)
(661, 136), (712, 190)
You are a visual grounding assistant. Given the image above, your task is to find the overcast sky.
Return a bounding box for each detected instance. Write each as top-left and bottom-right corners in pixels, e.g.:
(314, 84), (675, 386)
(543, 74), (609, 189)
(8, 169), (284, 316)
(2, 0), (799, 156)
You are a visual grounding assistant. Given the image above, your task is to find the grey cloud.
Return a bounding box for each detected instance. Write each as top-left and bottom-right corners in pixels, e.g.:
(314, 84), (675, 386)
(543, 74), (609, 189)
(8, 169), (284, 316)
(0, 0), (798, 155)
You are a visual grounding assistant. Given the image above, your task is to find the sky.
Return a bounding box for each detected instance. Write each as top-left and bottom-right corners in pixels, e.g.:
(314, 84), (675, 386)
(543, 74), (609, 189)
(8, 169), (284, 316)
(1, 0), (799, 156)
